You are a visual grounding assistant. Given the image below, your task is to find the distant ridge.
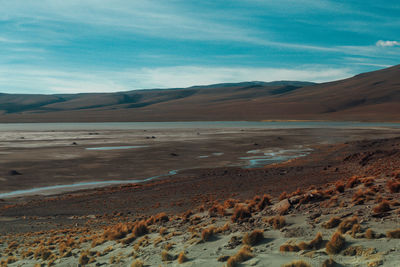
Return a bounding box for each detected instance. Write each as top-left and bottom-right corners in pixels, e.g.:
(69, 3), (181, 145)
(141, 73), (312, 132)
(0, 65), (399, 122)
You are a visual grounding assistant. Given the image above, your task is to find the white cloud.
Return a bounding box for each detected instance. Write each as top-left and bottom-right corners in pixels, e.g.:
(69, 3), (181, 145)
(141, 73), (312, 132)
(0, 65), (352, 94)
(376, 40), (400, 47)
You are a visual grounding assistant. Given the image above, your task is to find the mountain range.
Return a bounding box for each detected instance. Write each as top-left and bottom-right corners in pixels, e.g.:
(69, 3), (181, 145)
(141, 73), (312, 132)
(0, 65), (399, 122)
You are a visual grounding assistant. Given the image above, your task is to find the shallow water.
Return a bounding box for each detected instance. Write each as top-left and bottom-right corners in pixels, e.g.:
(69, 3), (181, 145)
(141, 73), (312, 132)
(0, 170), (178, 199)
(240, 148), (312, 168)
(0, 121), (399, 131)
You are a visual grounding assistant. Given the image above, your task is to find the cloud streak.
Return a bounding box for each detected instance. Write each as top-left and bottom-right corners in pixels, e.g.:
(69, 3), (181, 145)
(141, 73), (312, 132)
(0, 65), (352, 94)
(376, 40), (400, 47)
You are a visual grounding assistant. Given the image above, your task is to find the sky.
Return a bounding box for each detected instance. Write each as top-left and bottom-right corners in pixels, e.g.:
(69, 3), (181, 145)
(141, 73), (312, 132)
(0, 0), (399, 94)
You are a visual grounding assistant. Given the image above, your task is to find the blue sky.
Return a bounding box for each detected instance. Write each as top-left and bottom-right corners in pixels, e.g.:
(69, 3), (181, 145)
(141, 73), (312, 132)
(0, 0), (399, 94)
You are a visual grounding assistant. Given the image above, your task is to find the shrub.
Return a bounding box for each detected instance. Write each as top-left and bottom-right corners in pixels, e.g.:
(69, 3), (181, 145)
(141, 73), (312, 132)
(350, 223), (362, 237)
(257, 194), (272, 210)
(335, 181), (345, 193)
(131, 259), (144, 267)
(226, 245), (253, 267)
(279, 243), (300, 252)
(338, 217), (358, 234)
(386, 229), (400, 238)
(133, 220), (148, 237)
(279, 191), (288, 201)
(231, 204), (251, 222)
(177, 251), (188, 264)
(209, 204), (226, 216)
(346, 176), (360, 188)
(281, 260), (311, 267)
(297, 232), (323, 250)
(201, 226), (216, 241)
(224, 198), (237, 209)
(326, 232), (345, 254)
(387, 180), (400, 193)
(161, 250), (176, 261)
(322, 217), (341, 229)
(373, 200), (391, 213)
(267, 216), (286, 229)
(322, 258), (337, 267)
(242, 229), (264, 246)
(79, 252), (90, 265)
(103, 223), (130, 240)
(365, 228), (376, 239)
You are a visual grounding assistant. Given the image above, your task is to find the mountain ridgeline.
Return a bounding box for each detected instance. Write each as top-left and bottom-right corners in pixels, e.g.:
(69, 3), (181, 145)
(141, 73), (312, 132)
(0, 65), (399, 122)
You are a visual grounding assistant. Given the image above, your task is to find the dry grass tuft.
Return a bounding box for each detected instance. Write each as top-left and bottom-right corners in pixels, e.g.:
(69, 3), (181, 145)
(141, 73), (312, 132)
(256, 194), (272, 211)
(297, 232), (323, 250)
(346, 176), (360, 188)
(177, 251), (189, 264)
(226, 245), (253, 267)
(322, 217), (341, 229)
(201, 226), (216, 241)
(209, 203), (226, 217)
(373, 200), (391, 213)
(279, 243), (300, 252)
(281, 260), (311, 267)
(161, 250), (176, 261)
(386, 229), (400, 238)
(365, 228), (376, 239)
(279, 191), (288, 200)
(79, 251), (90, 265)
(326, 232), (345, 254)
(242, 229), (264, 246)
(267, 216), (286, 230)
(322, 258), (338, 267)
(337, 216), (358, 234)
(132, 220), (148, 237)
(387, 179), (400, 193)
(335, 181), (345, 193)
(231, 204), (251, 222)
(130, 259), (144, 267)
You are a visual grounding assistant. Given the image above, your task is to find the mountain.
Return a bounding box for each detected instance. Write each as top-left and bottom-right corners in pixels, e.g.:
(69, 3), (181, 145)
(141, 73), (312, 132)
(0, 65), (398, 122)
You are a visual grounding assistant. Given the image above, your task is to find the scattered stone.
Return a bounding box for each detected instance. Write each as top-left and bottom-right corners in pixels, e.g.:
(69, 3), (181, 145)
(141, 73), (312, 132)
(9, 170), (22, 175)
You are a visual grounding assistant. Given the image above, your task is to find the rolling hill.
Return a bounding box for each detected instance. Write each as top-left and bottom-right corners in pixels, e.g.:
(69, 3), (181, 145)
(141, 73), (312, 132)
(0, 65), (399, 122)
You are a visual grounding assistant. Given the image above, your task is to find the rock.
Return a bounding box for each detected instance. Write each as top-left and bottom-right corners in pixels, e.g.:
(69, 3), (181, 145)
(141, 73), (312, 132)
(247, 258), (259, 266)
(271, 199), (291, 215)
(217, 255), (230, 262)
(9, 170), (22, 175)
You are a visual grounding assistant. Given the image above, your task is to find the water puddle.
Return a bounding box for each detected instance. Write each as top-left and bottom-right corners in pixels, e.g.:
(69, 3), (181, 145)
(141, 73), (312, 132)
(85, 145), (147, 150)
(0, 170), (178, 199)
(240, 147), (312, 168)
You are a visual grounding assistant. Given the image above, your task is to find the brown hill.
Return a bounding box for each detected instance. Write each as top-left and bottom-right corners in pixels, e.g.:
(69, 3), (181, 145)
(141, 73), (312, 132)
(0, 65), (399, 122)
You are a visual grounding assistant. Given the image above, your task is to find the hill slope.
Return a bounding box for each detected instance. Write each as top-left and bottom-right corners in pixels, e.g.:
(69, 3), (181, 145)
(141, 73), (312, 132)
(0, 65), (399, 122)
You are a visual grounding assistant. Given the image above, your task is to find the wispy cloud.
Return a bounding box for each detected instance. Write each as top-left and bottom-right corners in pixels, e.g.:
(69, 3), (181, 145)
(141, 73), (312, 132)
(0, 65), (352, 94)
(376, 40), (400, 47)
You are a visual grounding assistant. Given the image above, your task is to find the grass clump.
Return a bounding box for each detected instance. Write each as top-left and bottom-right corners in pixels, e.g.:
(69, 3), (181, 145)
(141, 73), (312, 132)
(322, 217), (341, 229)
(322, 258), (338, 267)
(365, 228), (376, 239)
(281, 260), (311, 267)
(337, 216), (358, 234)
(297, 232), (323, 250)
(386, 229), (400, 238)
(242, 229), (264, 246)
(335, 181), (345, 193)
(226, 245), (253, 267)
(231, 204), (251, 222)
(177, 251), (189, 264)
(346, 176), (360, 188)
(79, 251), (90, 265)
(387, 179), (400, 193)
(130, 259), (144, 267)
(161, 250), (176, 261)
(201, 226), (216, 241)
(326, 232), (345, 254)
(373, 200), (391, 213)
(267, 216), (286, 229)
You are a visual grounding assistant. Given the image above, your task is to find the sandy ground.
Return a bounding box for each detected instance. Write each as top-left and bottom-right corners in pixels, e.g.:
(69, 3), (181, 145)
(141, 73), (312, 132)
(0, 126), (400, 266)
